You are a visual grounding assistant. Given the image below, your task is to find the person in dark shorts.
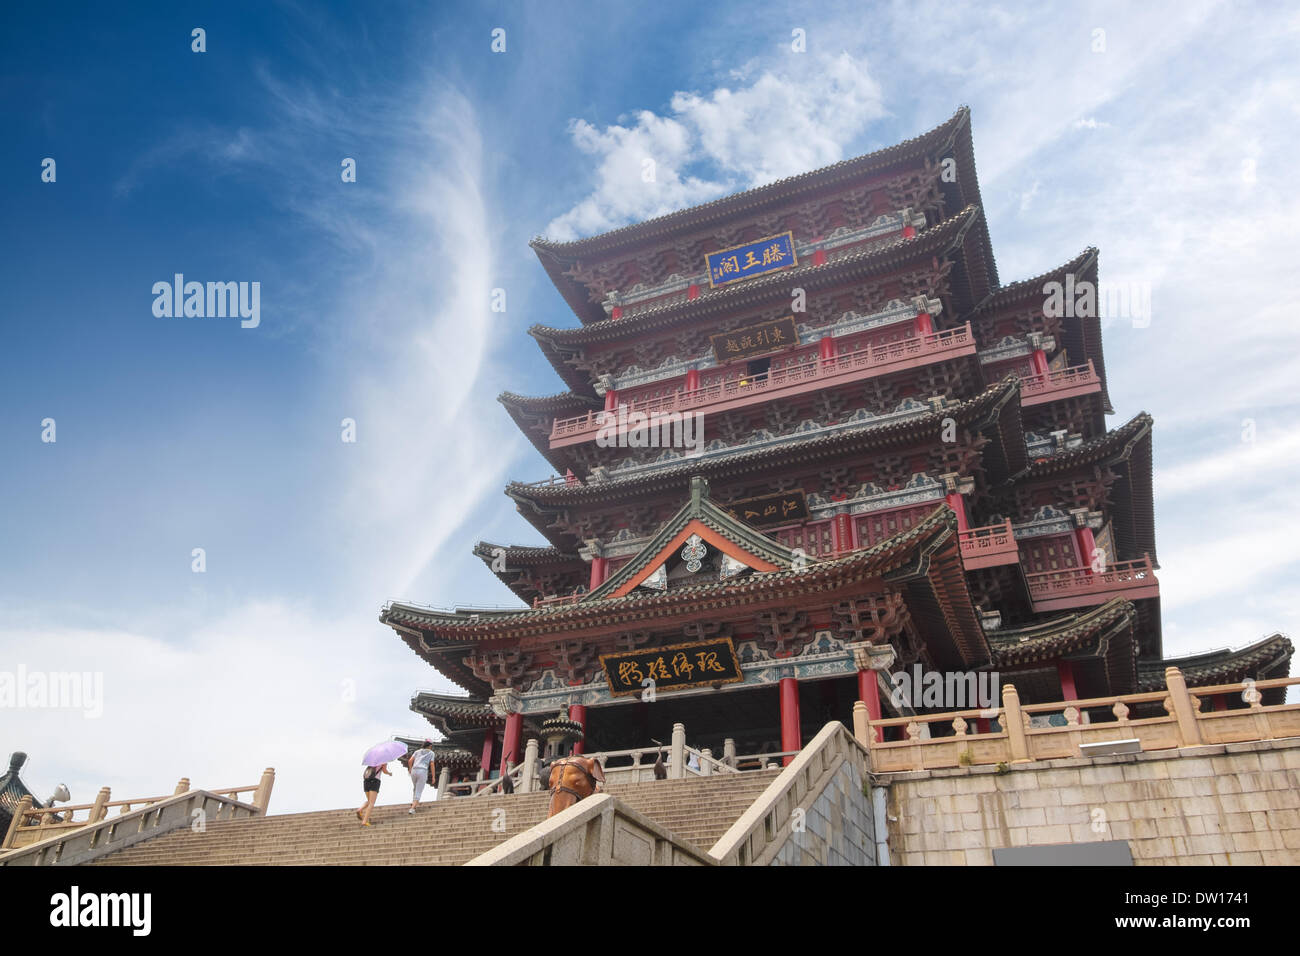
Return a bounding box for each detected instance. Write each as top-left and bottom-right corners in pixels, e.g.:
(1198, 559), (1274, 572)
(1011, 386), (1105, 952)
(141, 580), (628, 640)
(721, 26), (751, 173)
(357, 762), (391, 826)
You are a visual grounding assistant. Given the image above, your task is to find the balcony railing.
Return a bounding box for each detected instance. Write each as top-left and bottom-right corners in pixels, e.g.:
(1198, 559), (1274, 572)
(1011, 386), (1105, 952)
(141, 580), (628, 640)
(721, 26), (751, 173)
(958, 520), (1019, 569)
(550, 323), (975, 447)
(1020, 360), (1100, 407)
(1024, 555), (1159, 612)
(532, 593), (584, 609)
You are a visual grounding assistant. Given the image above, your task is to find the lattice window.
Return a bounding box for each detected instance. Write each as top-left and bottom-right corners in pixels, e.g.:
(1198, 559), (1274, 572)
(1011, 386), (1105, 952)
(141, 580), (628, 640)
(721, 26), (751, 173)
(853, 505), (934, 548)
(1019, 534), (1081, 573)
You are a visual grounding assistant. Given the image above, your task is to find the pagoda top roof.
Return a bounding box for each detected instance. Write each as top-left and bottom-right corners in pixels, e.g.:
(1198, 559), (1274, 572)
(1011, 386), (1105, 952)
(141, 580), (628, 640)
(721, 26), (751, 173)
(507, 376), (1025, 513)
(528, 204), (985, 360)
(530, 107), (972, 260)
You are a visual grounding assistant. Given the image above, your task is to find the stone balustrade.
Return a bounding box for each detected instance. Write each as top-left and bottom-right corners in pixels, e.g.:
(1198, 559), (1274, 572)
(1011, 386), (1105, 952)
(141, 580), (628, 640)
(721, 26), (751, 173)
(855, 670), (1300, 773)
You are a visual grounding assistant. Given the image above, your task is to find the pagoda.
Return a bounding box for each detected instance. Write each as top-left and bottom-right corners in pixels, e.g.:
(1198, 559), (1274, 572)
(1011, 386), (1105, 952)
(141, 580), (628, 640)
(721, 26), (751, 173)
(381, 107), (1292, 783)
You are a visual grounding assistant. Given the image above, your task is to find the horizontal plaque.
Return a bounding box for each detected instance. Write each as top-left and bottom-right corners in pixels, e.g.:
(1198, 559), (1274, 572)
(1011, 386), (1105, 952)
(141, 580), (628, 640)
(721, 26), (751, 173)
(710, 316), (798, 364)
(600, 638), (743, 697)
(706, 231), (798, 287)
(722, 490), (809, 528)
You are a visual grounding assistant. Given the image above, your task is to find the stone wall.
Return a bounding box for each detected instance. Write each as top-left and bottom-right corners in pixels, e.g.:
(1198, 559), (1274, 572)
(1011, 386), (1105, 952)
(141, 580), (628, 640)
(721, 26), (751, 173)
(770, 758), (877, 866)
(879, 737), (1300, 865)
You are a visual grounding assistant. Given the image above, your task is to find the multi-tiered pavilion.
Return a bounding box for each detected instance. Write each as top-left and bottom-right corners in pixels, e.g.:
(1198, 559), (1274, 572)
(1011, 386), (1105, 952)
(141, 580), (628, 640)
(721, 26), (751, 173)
(381, 108), (1292, 780)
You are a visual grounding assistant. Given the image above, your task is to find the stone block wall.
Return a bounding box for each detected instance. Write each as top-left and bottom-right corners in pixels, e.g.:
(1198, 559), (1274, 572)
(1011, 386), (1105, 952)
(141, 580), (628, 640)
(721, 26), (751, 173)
(770, 758), (877, 866)
(880, 738), (1300, 865)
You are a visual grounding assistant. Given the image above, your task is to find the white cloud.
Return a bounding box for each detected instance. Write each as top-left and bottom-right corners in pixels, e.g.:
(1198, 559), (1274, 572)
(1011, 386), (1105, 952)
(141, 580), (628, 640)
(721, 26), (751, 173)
(544, 53), (885, 240)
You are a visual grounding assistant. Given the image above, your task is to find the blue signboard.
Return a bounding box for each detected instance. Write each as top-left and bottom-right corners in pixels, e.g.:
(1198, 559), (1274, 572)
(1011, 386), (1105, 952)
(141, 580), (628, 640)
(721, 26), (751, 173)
(706, 231), (798, 287)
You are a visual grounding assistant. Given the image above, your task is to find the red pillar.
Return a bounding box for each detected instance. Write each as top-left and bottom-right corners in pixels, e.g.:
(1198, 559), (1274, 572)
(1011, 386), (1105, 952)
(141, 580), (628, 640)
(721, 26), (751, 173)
(610, 306), (623, 320)
(903, 223), (917, 239)
(945, 491), (968, 532)
(857, 669), (881, 742)
(779, 677), (801, 765)
(831, 513), (854, 554)
(1030, 348), (1049, 376)
(603, 389), (619, 412)
(569, 704), (587, 754)
(589, 555), (608, 591)
(1076, 525), (1098, 573)
(914, 311), (933, 336)
(1058, 661), (1078, 701)
(687, 283), (700, 300)
(812, 247), (827, 266)
(480, 728), (496, 776)
(818, 335), (835, 373)
(685, 368), (700, 393)
(503, 712), (523, 766)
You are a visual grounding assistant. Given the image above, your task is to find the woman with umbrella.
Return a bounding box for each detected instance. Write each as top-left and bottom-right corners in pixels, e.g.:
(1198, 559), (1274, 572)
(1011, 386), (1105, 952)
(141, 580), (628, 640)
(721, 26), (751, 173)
(356, 740), (405, 826)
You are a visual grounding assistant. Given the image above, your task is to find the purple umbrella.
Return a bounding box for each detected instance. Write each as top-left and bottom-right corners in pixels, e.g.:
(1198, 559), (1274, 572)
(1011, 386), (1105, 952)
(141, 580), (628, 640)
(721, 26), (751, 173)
(362, 740), (408, 767)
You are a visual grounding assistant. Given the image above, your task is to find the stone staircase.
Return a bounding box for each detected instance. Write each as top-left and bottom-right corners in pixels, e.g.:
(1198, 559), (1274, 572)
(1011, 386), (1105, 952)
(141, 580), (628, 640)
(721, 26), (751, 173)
(90, 769), (781, 866)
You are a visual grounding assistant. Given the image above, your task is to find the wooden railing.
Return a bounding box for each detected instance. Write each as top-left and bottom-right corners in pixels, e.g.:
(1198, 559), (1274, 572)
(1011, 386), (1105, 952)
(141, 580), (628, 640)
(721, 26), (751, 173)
(1024, 555), (1159, 611)
(957, 520), (1018, 569)
(548, 324), (974, 443)
(1020, 360), (1100, 405)
(532, 593), (583, 609)
(854, 670), (1300, 773)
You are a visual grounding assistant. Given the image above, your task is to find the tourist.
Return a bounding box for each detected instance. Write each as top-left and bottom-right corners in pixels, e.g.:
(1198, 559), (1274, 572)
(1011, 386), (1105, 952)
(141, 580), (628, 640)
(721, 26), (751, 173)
(408, 740), (435, 813)
(357, 762), (391, 826)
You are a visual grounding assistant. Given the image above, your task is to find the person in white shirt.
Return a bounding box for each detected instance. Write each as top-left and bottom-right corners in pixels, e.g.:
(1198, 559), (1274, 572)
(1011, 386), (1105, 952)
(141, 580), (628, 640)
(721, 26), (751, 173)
(408, 741), (435, 814)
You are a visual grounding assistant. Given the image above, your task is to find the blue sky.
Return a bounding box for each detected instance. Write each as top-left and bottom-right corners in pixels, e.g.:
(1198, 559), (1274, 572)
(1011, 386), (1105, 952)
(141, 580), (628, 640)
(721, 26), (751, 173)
(3, 1), (1298, 813)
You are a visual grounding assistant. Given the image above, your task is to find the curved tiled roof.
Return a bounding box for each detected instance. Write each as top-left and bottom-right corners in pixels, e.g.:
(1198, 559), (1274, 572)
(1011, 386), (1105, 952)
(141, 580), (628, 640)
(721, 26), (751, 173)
(531, 108), (973, 258)
(508, 377), (1024, 511)
(1138, 634), (1294, 691)
(383, 505), (959, 640)
(529, 205), (984, 351)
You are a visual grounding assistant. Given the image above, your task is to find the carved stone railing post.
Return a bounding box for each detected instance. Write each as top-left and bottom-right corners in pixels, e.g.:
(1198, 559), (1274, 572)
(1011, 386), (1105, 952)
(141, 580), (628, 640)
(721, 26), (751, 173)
(1003, 684), (1031, 763)
(520, 738), (539, 793)
(852, 700), (872, 751)
(723, 738), (737, 768)
(1164, 667), (1203, 747)
(90, 787), (111, 823)
(435, 767), (451, 801)
(173, 777), (191, 796)
(700, 748), (713, 777)
(670, 723), (686, 780)
(252, 768), (275, 813)
(3, 796), (32, 849)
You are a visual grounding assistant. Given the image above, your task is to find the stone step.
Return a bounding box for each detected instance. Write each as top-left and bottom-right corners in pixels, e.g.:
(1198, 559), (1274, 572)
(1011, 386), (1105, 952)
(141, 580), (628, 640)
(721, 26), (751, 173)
(93, 769), (783, 865)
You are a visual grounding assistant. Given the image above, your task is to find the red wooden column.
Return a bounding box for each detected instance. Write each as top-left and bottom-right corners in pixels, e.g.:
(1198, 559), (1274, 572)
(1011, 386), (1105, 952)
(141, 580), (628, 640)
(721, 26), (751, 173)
(589, 555), (608, 590)
(818, 335), (836, 371)
(603, 388), (619, 412)
(569, 704), (587, 754)
(779, 677), (802, 765)
(857, 668), (881, 742)
(480, 728), (496, 776)
(503, 712), (523, 767)
(1076, 525), (1098, 573)
(1030, 347), (1050, 376)
(1058, 661), (1078, 701)
(945, 490), (968, 532)
(914, 310), (934, 336)
(685, 368), (701, 395)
